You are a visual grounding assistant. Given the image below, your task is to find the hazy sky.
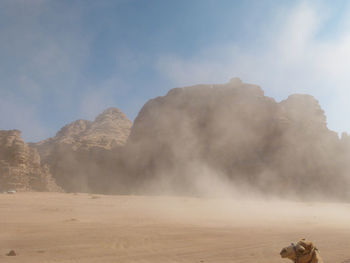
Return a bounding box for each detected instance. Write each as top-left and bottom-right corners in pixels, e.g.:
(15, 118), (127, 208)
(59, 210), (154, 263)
(1, 0), (350, 142)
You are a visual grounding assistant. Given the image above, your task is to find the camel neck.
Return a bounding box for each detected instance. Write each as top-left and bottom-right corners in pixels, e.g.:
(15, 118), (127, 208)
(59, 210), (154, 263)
(295, 249), (317, 263)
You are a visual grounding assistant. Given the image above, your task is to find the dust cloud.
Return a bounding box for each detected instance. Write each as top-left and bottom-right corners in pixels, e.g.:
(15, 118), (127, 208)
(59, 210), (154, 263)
(122, 78), (350, 201)
(29, 79), (350, 203)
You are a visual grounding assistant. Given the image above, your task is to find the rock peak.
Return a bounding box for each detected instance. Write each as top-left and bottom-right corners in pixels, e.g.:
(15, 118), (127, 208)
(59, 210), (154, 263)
(99, 107), (124, 115)
(228, 77), (243, 85)
(95, 107), (129, 123)
(280, 93), (326, 127)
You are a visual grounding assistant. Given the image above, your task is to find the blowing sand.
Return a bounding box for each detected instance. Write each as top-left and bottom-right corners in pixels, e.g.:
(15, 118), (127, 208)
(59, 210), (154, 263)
(1, 192), (350, 263)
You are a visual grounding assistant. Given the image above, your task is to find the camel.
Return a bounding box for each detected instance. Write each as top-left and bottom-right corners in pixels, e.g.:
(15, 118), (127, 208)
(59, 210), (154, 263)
(280, 239), (324, 263)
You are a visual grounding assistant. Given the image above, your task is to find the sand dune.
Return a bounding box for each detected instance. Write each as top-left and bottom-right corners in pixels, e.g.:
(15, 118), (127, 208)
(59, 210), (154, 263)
(1, 192), (350, 263)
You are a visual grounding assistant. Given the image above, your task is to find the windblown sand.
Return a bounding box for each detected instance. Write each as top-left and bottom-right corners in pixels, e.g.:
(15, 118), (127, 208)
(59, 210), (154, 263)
(1, 193), (350, 263)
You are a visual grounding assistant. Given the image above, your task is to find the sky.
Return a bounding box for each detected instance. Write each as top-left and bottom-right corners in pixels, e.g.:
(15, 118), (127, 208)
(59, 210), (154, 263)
(1, 0), (350, 142)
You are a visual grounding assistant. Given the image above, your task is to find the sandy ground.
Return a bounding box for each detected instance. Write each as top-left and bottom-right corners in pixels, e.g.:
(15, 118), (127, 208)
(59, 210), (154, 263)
(0, 193), (350, 263)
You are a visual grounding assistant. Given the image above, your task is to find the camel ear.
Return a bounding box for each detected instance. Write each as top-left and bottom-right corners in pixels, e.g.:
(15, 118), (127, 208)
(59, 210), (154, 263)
(298, 240), (314, 252)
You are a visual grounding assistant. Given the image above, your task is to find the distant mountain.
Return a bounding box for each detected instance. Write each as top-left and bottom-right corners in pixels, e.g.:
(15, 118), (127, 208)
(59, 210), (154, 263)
(0, 130), (61, 192)
(31, 107), (132, 193)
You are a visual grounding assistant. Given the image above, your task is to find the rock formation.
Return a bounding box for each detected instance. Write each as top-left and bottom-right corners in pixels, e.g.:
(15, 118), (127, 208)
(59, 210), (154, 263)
(0, 130), (61, 192)
(35, 107), (131, 156)
(4, 79), (350, 200)
(126, 78), (350, 199)
(32, 107), (132, 193)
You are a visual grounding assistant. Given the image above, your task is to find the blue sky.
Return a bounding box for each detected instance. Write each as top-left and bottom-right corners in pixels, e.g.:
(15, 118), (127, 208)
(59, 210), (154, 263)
(1, 0), (350, 142)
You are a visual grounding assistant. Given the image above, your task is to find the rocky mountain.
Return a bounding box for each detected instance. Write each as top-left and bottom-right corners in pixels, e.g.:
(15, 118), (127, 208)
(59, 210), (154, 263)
(35, 108), (131, 157)
(126, 78), (350, 199)
(0, 130), (61, 192)
(31, 107), (132, 193)
(3, 79), (350, 200)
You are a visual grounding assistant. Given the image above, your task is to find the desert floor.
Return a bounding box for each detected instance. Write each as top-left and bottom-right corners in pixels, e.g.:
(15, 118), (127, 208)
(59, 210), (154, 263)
(1, 192), (350, 263)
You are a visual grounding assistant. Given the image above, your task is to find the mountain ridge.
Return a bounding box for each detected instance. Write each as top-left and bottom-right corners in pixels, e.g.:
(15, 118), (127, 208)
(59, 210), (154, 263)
(2, 79), (350, 200)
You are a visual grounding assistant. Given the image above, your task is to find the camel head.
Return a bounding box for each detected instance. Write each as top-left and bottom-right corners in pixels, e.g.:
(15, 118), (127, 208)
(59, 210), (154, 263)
(280, 239), (315, 262)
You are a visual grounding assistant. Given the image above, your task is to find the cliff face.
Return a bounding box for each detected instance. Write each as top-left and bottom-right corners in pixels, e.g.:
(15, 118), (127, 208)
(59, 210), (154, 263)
(127, 78), (349, 199)
(32, 108), (132, 193)
(0, 130), (61, 192)
(5, 79), (350, 200)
